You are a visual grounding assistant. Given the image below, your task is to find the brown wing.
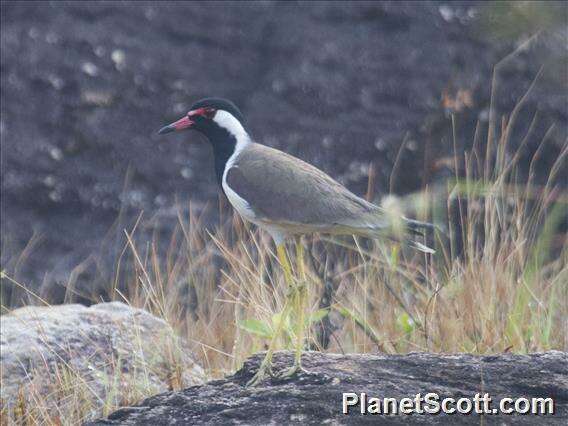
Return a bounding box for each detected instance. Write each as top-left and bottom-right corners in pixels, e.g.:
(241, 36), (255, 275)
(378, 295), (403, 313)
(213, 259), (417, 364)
(225, 143), (385, 228)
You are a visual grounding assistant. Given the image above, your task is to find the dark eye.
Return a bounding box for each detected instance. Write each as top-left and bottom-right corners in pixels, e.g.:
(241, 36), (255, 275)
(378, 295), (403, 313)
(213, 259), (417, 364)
(203, 107), (216, 119)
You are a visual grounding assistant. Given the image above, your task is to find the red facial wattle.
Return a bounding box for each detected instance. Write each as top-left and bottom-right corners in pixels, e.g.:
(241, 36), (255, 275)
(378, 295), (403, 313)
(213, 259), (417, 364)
(158, 107), (215, 135)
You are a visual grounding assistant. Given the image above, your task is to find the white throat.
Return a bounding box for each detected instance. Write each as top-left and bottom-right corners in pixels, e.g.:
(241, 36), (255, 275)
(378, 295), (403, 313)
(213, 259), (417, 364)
(213, 110), (251, 152)
(218, 110), (256, 225)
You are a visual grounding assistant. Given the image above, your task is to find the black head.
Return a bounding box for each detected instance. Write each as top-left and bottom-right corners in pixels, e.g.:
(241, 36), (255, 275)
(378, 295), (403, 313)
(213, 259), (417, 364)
(157, 97), (247, 138)
(157, 98), (249, 185)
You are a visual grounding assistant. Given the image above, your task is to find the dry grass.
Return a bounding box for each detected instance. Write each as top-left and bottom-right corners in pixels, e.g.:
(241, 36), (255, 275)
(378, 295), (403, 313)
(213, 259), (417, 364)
(2, 80), (567, 424)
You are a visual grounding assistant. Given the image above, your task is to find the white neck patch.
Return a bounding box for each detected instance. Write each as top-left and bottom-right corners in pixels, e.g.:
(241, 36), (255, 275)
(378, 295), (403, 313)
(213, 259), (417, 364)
(213, 110), (250, 151)
(218, 109), (254, 221)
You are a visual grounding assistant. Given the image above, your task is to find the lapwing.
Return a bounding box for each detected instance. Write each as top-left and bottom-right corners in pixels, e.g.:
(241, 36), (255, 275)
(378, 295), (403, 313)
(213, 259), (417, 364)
(158, 98), (435, 386)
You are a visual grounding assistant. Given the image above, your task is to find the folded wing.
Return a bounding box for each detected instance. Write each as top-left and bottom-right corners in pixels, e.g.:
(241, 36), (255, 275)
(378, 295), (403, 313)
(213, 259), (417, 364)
(225, 143), (386, 230)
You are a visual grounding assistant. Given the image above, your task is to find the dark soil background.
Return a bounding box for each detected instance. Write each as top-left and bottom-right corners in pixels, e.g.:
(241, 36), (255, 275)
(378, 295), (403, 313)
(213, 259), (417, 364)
(1, 1), (566, 306)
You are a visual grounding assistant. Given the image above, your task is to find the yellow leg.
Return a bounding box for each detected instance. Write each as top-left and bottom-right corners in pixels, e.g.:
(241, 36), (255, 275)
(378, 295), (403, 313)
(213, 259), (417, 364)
(296, 237), (306, 279)
(280, 238), (310, 378)
(277, 244), (294, 286)
(246, 243), (295, 387)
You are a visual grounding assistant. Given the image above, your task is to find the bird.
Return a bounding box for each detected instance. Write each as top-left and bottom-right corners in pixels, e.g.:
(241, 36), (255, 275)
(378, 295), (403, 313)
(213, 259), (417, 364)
(158, 98), (436, 386)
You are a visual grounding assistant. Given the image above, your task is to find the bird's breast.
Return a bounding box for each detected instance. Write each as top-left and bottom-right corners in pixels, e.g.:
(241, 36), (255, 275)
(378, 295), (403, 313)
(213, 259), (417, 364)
(222, 163), (257, 224)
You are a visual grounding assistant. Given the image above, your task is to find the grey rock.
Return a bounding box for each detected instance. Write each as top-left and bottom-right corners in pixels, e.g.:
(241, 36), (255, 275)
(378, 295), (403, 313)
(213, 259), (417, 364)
(0, 302), (205, 420)
(89, 350), (567, 425)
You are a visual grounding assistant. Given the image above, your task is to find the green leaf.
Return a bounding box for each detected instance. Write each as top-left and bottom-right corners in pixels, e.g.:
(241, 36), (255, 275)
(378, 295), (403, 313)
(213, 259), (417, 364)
(238, 319), (273, 339)
(271, 312), (283, 328)
(306, 308), (330, 325)
(397, 312), (415, 334)
(390, 245), (400, 267)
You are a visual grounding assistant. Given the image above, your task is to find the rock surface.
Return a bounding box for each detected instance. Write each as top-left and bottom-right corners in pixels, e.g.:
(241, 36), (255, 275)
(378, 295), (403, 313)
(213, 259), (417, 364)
(1, 1), (566, 303)
(90, 350), (567, 425)
(0, 302), (204, 420)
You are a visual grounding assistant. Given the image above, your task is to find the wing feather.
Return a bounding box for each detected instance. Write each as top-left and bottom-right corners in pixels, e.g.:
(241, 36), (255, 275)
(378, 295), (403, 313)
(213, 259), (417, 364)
(225, 143), (384, 229)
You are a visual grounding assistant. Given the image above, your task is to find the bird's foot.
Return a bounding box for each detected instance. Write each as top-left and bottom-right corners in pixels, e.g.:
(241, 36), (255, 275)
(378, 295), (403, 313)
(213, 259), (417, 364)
(246, 368), (267, 387)
(246, 360), (276, 387)
(278, 363), (310, 379)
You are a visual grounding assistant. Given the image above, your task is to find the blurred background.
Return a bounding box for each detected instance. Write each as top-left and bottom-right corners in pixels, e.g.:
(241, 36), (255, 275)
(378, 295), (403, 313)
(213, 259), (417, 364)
(1, 1), (567, 306)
